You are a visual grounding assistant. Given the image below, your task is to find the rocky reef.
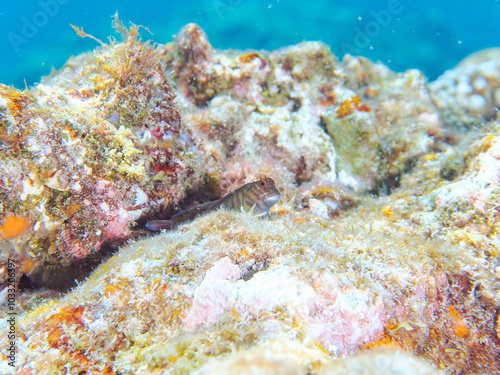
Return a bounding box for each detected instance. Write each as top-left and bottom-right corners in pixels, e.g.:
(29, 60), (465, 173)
(0, 19), (499, 374)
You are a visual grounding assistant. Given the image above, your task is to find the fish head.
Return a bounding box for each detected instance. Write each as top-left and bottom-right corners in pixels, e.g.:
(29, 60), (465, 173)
(255, 177), (281, 209)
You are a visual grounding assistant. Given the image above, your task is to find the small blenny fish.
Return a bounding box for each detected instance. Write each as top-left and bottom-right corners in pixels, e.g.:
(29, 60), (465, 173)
(146, 177), (281, 231)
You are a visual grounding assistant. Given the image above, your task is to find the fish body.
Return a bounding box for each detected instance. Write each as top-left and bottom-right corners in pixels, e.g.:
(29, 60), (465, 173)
(146, 177), (280, 231)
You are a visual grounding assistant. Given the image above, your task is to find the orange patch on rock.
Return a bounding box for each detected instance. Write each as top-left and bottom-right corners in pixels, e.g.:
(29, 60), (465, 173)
(238, 52), (267, 68)
(238, 52), (261, 63)
(44, 305), (115, 374)
(361, 335), (404, 351)
(104, 284), (119, 297)
(336, 95), (371, 118)
(0, 216), (31, 240)
(48, 305), (85, 328)
(47, 306), (85, 349)
(448, 306), (469, 338)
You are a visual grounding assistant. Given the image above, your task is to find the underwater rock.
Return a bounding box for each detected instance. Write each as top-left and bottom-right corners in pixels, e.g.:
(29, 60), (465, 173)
(322, 55), (442, 191)
(2, 21), (500, 374)
(319, 348), (443, 375)
(0, 21), (464, 282)
(171, 26), (341, 194)
(196, 347), (442, 374)
(429, 47), (500, 126)
(1, 210), (480, 374)
(0, 21), (219, 284)
(170, 25), (445, 193)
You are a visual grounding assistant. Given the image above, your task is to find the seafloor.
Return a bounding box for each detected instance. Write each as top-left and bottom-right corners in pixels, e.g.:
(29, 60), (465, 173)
(1, 17), (500, 374)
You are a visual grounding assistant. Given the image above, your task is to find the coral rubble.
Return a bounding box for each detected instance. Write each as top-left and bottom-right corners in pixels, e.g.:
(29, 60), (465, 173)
(1, 20), (500, 374)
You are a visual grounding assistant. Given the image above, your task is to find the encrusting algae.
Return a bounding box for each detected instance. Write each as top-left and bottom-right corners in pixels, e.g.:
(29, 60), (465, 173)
(1, 16), (500, 375)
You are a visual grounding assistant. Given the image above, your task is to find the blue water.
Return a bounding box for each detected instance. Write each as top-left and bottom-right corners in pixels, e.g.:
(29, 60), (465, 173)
(1, 0), (499, 88)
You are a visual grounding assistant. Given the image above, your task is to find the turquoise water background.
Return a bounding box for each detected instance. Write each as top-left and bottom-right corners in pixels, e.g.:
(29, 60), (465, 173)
(1, 0), (499, 88)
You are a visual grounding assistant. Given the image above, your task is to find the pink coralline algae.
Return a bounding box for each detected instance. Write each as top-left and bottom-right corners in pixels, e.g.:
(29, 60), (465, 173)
(183, 257), (242, 328)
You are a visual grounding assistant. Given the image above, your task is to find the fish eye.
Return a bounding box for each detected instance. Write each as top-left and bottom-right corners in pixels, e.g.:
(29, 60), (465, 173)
(259, 180), (267, 187)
